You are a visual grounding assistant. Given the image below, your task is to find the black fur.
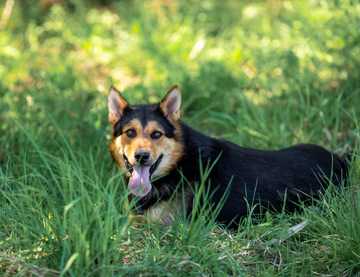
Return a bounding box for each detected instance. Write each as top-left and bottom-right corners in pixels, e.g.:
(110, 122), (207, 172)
(113, 104), (176, 138)
(138, 121), (350, 229)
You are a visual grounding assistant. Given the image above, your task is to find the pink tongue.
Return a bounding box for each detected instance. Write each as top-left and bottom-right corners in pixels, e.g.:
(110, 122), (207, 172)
(129, 165), (152, 197)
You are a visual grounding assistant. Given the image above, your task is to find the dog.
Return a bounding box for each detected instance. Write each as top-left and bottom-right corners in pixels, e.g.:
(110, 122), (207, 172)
(108, 84), (350, 229)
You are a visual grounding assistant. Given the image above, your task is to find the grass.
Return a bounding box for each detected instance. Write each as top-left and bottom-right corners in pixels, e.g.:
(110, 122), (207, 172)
(1, 0), (360, 275)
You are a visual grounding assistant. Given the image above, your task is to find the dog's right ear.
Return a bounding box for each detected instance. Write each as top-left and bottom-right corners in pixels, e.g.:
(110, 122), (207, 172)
(108, 86), (128, 125)
(160, 85), (181, 123)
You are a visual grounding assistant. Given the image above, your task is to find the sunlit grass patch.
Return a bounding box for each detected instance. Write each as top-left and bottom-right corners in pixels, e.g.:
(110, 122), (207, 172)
(1, 0), (360, 275)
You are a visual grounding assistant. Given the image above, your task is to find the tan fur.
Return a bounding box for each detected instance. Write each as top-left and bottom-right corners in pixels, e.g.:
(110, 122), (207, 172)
(109, 137), (130, 177)
(153, 121), (183, 178)
(108, 85), (188, 227)
(130, 187), (193, 226)
(109, 118), (184, 181)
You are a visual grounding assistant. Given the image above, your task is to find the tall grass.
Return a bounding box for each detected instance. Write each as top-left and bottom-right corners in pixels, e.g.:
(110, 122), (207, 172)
(0, 123), (131, 275)
(1, 99), (359, 276)
(1, 0), (360, 275)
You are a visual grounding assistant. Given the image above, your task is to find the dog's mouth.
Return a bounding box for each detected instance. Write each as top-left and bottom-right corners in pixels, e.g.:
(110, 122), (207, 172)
(124, 155), (132, 173)
(123, 154), (163, 178)
(123, 154), (163, 197)
(149, 154), (163, 177)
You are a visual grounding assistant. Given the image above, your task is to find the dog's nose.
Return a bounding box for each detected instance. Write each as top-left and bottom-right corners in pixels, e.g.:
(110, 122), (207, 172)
(135, 152), (150, 164)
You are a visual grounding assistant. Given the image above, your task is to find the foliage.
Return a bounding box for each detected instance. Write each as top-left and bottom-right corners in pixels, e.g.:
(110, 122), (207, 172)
(0, 0), (360, 275)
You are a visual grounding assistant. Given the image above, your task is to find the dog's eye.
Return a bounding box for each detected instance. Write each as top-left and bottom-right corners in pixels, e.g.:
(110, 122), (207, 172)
(151, 131), (163, 139)
(125, 129), (136, 138)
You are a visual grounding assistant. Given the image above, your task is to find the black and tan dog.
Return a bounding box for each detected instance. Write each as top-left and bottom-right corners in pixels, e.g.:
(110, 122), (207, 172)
(108, 84), (350, 228)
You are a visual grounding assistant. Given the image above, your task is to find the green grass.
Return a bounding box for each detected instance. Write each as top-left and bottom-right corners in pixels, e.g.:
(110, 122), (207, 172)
(1, 0), (360, 275)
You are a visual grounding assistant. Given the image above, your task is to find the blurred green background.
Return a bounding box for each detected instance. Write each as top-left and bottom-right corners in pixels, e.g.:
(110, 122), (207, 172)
(1, 0), (359, 156)
(1, 1), (360, 275)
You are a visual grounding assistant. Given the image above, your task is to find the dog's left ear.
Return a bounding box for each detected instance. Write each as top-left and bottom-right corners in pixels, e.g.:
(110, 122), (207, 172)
(160, 85), (181, 122)
(108, 85), (128, 126)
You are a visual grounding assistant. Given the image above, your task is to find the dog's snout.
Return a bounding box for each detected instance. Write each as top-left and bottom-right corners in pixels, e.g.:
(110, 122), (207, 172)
(135, 152), (150, 164)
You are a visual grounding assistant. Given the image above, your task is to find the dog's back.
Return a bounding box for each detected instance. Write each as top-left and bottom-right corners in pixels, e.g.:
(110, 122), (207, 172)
(206, 140), (349, 227)
(155, 123), (349, 228)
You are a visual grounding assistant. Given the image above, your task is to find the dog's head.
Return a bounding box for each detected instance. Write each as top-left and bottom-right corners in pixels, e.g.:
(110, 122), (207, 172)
(108, 85), (184, 197)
